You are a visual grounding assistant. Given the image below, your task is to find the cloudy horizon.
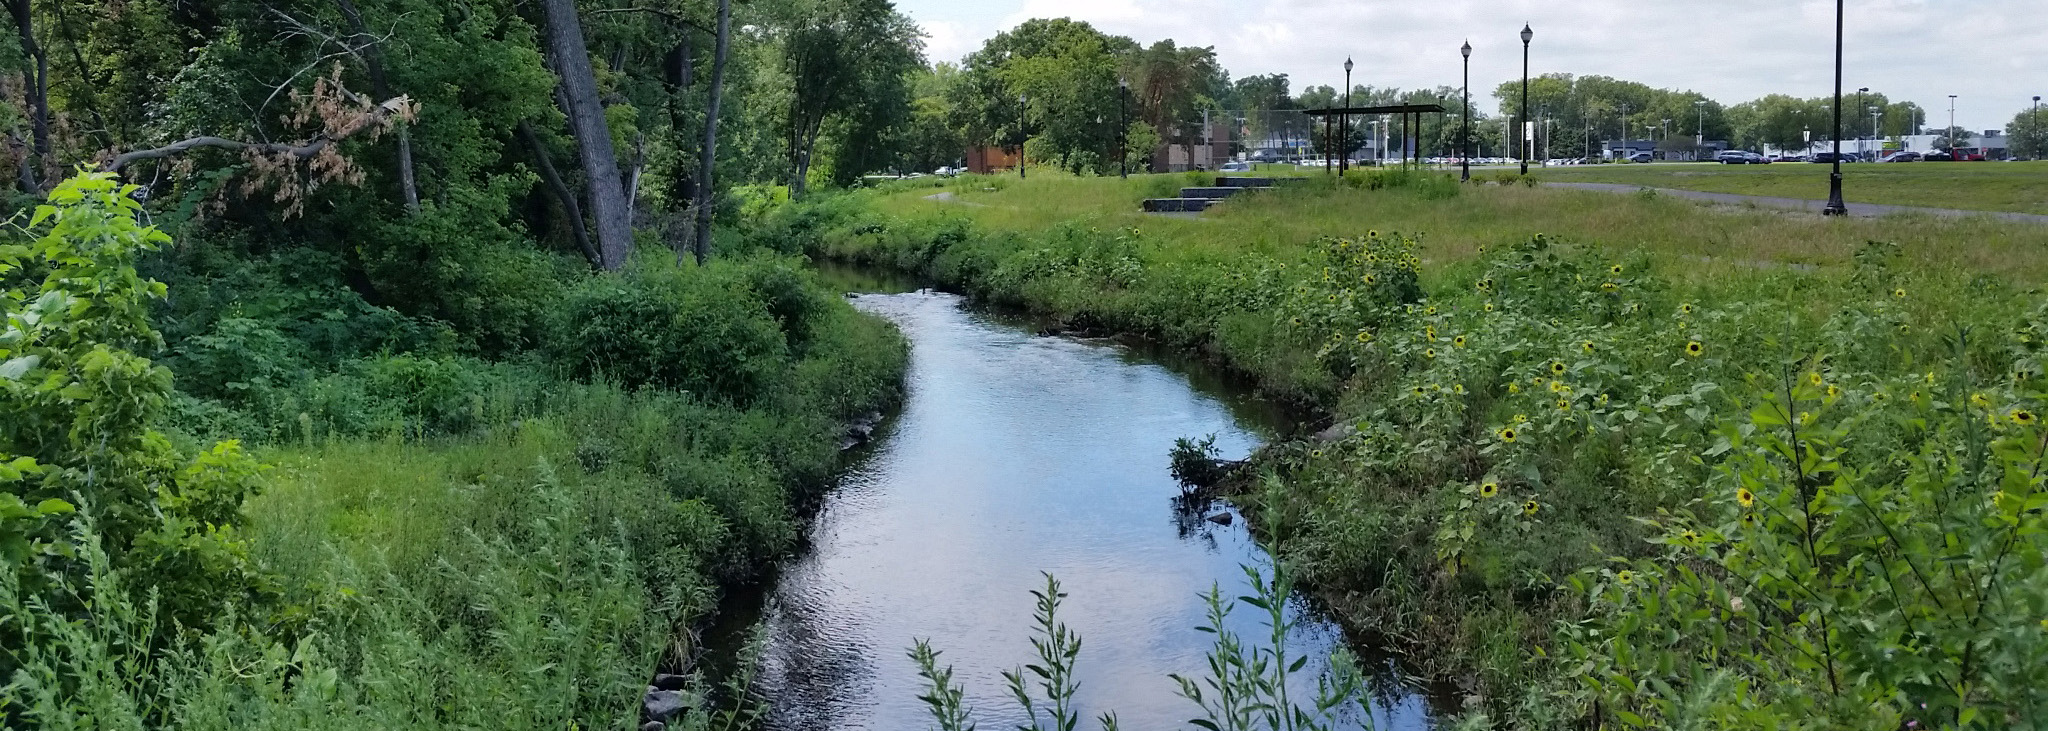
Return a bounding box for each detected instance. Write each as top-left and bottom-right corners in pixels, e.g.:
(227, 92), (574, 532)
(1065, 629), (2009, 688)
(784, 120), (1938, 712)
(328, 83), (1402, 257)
(897, 0), (2046, 132)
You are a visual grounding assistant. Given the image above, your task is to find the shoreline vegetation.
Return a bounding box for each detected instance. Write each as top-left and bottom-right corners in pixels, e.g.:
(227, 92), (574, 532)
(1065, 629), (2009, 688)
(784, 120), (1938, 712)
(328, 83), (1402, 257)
(759, 170), (2048, 728)
(4, 174), (907, 729)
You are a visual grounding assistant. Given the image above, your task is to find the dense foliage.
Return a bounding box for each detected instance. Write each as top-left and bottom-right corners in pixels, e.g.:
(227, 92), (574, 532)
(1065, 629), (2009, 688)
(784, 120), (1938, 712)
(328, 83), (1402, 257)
(770, 175), (2048, 729)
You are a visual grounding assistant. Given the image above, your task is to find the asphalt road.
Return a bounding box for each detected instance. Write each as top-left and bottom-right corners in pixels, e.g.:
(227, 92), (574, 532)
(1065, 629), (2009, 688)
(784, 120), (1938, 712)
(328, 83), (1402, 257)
(1543, 182), (2048, 224)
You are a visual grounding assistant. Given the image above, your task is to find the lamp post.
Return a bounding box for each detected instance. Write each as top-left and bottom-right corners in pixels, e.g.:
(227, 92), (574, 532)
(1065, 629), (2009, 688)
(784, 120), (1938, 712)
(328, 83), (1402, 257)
(1947, 94), (1958, 151)
(1018, 93), (1028, 179)
(1821, 0), (1846, 216)
(1869, 106), (1881, 155)
(1342, 57), (1354, 175)
(1122, 88), (1135, 177)
(1695, 99), (1706, 147)
(1519, 24), (1533, 175)
(1461, 40), (1473, 181)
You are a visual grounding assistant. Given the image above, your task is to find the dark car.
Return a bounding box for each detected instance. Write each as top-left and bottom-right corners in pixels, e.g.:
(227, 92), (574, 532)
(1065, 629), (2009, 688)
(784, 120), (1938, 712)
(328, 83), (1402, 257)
(1810, 152), (1849, 163)
(1922, 150), (1954, 161)
(1627, 152), (1654, 164)
(1716, 150), (1764, 164)
(1879, 151), (1920, 163)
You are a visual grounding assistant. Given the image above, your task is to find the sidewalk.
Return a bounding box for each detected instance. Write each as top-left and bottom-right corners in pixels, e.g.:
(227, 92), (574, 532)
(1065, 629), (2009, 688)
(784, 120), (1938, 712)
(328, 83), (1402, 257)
(1543, 182), (2048, 224)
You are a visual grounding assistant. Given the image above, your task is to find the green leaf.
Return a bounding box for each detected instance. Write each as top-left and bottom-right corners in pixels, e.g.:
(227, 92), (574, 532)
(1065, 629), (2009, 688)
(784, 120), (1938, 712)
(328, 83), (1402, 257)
(35, 498), (74, 515)
(0, 354), (40, 380)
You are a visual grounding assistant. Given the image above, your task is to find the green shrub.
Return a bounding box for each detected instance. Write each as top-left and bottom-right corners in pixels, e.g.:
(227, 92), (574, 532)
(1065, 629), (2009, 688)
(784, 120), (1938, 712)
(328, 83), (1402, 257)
(549, 262), (789, 403)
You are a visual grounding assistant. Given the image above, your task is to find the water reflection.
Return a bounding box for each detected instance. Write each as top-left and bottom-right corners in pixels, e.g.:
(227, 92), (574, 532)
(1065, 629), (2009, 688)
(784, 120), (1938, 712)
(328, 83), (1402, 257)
(750, 290), (1434, 730)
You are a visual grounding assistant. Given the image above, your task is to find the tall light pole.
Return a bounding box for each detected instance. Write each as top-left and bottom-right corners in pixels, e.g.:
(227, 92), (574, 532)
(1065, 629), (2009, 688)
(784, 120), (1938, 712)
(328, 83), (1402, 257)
(1462, 40), (1473, 181)
(1342, 57), (1354, 175)
(1821, 0), (1847, 216)
(1519, 24), (1533, 175)
(1854, 87), (1868, 157)
(1869, 106), (1881, 153)
(1947, 94), (1958, 151)
(1695, 100), (1707, 146)
(1118, 77), (1130, 178)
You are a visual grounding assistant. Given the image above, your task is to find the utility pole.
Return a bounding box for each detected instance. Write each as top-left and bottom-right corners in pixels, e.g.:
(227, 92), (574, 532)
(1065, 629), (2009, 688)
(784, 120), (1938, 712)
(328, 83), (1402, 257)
(1948, 94), (1958, 151)
(1342, 57), (1353, 175)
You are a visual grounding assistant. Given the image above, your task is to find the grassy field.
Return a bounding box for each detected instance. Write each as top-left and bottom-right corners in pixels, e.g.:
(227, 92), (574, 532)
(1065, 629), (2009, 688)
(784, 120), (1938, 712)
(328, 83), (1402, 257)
(762, 171), (2048, 729)
(1532, 160), (2048, 215)
(869, 171), (2048, 281)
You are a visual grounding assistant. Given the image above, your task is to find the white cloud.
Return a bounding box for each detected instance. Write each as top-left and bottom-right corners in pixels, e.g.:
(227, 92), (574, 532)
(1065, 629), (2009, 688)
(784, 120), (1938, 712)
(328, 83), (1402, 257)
(895, 0), (2048, 128)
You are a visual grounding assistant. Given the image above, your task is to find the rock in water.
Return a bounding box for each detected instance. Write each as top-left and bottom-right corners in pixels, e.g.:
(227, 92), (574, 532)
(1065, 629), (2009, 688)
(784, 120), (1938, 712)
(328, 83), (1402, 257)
(651, 673), (689, 691)
(1206, 512), (1234, 526)
(643, 689), (689, 721)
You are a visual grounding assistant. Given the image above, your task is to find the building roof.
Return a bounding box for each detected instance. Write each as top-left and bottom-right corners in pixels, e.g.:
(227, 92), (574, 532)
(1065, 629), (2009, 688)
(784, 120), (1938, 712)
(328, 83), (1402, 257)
(1300, 103), (1448, 117)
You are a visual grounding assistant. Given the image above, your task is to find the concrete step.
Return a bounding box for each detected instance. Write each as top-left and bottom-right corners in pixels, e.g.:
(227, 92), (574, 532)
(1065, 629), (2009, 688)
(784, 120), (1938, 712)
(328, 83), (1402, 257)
(1215, 176), (1278, 188)
(1142, 198), (1214, 213)
(1180, 187), (1257, 199)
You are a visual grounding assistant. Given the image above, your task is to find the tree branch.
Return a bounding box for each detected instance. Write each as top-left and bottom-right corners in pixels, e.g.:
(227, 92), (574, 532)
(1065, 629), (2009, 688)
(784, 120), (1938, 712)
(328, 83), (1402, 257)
(100, 96), (414, 173)
(589, 6), (714, 36)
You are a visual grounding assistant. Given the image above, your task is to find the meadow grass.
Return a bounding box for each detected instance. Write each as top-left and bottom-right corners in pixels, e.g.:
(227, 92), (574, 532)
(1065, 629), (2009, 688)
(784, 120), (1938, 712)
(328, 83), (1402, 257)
(1532, 160), (2048, 215)
(872, 171), (2048, 281)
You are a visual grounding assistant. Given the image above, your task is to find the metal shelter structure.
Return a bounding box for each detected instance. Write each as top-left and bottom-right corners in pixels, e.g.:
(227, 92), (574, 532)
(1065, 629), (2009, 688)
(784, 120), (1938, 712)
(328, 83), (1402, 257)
(1301, 103), (1448, 172)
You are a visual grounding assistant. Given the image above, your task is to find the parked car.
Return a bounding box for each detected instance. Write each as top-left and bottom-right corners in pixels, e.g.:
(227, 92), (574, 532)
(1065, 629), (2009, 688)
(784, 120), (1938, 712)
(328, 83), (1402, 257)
(1626, 151), (1654, 163)
(1922, 150), (1954, 161)
(1717, 150), (1767, 164)
(1879, 151), (1920, 163)
(1220, 161), (1254, 173)
(1950, 148), (1988, 161)
(1809, 152), (1848, 163)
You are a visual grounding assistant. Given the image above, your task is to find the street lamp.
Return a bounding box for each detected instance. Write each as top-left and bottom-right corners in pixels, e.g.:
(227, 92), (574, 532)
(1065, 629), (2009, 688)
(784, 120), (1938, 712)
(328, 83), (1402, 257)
(1695, 99), (1707, 147)
(1018, 93), (1028, 179)
(1854, 87), (1868, 156)
(1821, 0), (1847, 216)
(1944, 94), (1959, 152)
(1519, 23), (1533, 175)
(1118, 77), (1130, 178)
(1462, 40), (1473, 181)
(1343, 57), (1354, 175)
(1869, 106), (1881, 154)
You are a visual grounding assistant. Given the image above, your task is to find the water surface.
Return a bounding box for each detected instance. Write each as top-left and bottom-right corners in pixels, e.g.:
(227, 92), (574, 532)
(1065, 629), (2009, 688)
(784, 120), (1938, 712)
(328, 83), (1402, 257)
(752, 289), (1432, 730)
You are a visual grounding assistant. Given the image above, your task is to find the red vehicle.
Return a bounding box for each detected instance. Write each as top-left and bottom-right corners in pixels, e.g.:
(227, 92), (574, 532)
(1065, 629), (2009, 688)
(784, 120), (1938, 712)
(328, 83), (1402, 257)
(1949, 147), (1988, 161)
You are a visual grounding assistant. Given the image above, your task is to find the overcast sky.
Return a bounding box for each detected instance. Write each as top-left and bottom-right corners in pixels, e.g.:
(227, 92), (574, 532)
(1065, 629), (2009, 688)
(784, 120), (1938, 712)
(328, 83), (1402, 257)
(896, 0), (2047, 132)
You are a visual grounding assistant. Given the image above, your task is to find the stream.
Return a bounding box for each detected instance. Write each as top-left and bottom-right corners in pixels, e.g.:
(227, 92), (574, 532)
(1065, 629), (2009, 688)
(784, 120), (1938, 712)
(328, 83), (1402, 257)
(730, 281), (1437, 730)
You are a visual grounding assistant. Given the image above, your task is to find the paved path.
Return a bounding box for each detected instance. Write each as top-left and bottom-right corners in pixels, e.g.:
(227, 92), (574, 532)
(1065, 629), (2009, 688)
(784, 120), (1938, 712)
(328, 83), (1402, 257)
(1544, 182), (2048, 224)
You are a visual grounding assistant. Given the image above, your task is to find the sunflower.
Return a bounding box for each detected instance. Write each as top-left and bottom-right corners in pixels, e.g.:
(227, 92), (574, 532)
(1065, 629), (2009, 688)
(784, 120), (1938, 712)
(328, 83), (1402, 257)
(1609, 264), (1624, 275)
(1550, 380), (1569, 393)
(1522, 500), (1541, 517)
(1327, 293), (1339, 303)
(1507, 383), (1520, 394)
(1412, 386), (1427, 397)
(1581, 340), (1595, 353)
(1453, 383), (1466, 394)
(1484, 302), (1497, 313)
(1454, 335), (1469, 348)
(1557, 398), (1572, 411)
(1616, 570), (1635, 585)
(1478, 482), (1500, 498)
(1892, 287), (1907, 298)
(1685, 341), (1704, 357)
(1368, 229), (1381, 238)
(1601, 282), (1619, 292)
(1736, 488), (1756, 507)
(1679, 303), (1694, 315)
(1424, 325), (1437, 338)
(1925, 371), (1938, 385)
(1290, 317), (1303, 326)
(1826, 383), (1841, 399)
(1514, 413), (1529, 423)
(1424, 348), (1437, 359)
(1425, 306), (1438, 316)
(2013, 408), (2038, 425)
(1680, 529), (1701, 543)
(1798, 411), (1814, 425)
(1807, 372), (1825, 387)
(1363, 274), (1378, 285)
(1909, 390), (1922, 404)
(1497, 426), (1519, 443)
(1550, 361), (1568, 376)
(1356, 331), (1374, 343)
(1971, 393), (1992, 409)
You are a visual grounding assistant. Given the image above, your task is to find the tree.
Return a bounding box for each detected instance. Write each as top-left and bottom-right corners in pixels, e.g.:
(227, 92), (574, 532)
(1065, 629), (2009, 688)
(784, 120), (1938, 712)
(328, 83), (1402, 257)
(778, 0), (922, 195)
(541, 0), (632, 270)
(2009, 106), (2048, 160)
(949, 18), (1137, 175)
(1126, 40), (1220, 165)
(694, 0), (732, 264)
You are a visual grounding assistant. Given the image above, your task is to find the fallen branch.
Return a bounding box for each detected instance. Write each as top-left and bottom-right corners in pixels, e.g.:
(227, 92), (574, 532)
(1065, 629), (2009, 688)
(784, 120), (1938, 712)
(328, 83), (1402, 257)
(100, 95), (413, 174)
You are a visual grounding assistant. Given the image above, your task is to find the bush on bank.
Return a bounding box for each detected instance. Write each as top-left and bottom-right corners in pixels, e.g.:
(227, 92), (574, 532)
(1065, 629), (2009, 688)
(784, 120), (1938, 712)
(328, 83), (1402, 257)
(2, 174), (908, 728)
(760, 182), (2048, 729)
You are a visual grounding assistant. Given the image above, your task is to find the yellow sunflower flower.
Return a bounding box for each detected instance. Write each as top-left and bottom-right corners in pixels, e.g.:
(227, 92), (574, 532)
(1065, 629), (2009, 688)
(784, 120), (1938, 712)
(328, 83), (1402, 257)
(1478, 482), (1499, 498)
(1685, 341), (1704, 357)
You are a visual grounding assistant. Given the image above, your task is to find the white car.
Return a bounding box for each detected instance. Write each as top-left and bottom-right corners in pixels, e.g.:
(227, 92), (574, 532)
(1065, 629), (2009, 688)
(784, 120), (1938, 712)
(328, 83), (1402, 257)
(1220, 161), (1254, 172)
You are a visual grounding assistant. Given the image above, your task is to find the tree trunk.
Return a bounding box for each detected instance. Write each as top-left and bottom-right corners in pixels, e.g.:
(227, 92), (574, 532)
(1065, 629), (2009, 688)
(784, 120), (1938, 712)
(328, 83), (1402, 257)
(691, 0), (731, 266)
(7, 0), (49, 188)
(334, 0), (420, 214)
(517, 120), (601, 268)
(541, 0), (633, 270)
